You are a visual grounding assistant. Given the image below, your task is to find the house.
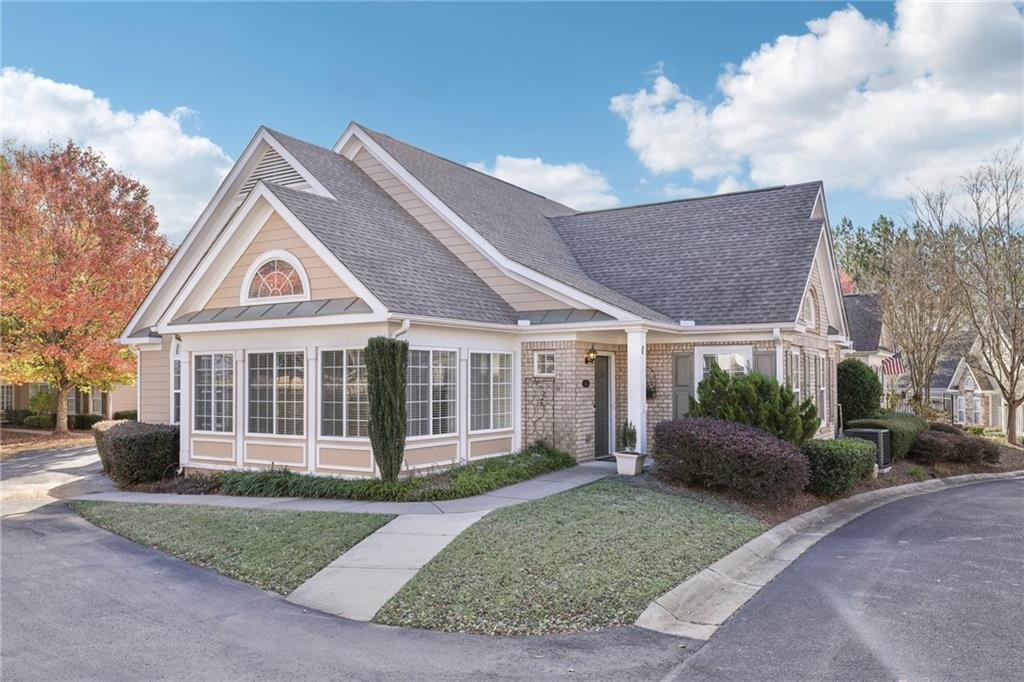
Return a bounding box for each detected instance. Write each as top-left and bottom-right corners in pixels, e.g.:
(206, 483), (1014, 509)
(842, 293), (897, 397)
(120, 123), (851, 477)
(0, 381), (135, 421)
(927, 333), (1016, 431)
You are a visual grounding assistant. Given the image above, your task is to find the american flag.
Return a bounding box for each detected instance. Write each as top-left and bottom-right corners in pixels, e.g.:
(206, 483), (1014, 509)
(881, 352), (905, 375)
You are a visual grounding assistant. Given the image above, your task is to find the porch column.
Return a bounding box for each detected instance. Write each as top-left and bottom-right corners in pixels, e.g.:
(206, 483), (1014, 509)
(179, 352), (191, 471)
(626, 329), (648, 453)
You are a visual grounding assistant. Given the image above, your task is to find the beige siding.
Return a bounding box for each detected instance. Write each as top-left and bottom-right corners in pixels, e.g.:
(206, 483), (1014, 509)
(204, 212), (355, 310)
(192, 438), (235, 463)
(469, 433), (513, 459)
(351, 148), (567, 312)
(317, 444), (374, 475)
(403, 442), (458, 468)
(107, 384), (137, 416)
(138, 341), (171, 424)
(244, 440), (305, 466)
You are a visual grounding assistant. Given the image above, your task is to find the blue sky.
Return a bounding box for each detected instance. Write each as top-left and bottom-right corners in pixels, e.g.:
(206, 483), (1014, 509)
(5, 2), (1020, 241)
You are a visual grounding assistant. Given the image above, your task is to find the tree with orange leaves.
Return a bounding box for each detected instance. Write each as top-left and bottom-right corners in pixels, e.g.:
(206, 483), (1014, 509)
(1, 142), (171, 433)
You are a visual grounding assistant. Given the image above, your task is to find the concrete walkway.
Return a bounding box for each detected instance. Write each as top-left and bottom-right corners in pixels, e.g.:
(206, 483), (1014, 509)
(72, 461), (614, 621)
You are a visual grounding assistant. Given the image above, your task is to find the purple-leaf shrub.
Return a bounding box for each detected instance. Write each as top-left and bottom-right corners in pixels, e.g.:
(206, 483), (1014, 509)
(653, 417), (810, 504)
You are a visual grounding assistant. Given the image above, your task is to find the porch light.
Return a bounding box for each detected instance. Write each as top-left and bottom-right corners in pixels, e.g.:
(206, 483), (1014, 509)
(584, 345), (598, 364)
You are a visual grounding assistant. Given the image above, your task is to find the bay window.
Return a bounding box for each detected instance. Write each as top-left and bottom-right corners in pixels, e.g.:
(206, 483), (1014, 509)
(194, 353), (234, 433)
(320, 349), (368, 438)
(470, 352), (512, 432)
(248, 351), (304, 436)
(407, 349), (457, 437)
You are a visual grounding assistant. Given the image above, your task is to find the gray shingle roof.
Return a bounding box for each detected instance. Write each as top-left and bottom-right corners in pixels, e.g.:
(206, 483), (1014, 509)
(264, 129), (519, 324)
(359, 126), (672, 322)
(549, 183), (824, 325)
(844, 293), (886, 352)
(932, 332), (978, 390)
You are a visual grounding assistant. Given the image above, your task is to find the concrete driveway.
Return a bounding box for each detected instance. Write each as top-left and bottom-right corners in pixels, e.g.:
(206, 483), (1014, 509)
(2, 465), (1021, 680)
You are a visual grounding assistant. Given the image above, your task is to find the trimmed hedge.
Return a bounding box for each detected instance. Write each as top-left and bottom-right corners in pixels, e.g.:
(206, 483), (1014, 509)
(928, 421), (963, 434)
(846, 412), (928, 459)
(70, 414), (104, 430)
(219, 442), (575, 502)
(93, 421), (179, 484)
(113, 409), (138, 420)
(652, 417), (809, 504)
(910, 430), (1001, 465)
(2, 409), (32, 426)
(837, 358), (883, 422)
(23, 414), (55, 429)
(802, 438), (877, 497)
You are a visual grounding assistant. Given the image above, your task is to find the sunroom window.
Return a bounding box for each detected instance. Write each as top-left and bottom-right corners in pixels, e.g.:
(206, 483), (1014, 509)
(407, 349), (457, 437)
(470, 352), (512, 432)
(320, 349), (368, 438)
(194, 353), (234, 433)
(248, 351), (304, 436)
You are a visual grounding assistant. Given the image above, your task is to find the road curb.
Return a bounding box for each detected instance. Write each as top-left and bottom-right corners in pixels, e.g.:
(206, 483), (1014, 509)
(635, 469), (1024, 640)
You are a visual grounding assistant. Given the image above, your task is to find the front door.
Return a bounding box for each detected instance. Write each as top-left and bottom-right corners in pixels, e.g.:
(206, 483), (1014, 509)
(594, 355), (611, 459)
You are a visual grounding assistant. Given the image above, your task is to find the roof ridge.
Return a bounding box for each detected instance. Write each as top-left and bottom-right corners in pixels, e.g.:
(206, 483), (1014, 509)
(561, 181), (824, 217)
(355, 123), (576, 212)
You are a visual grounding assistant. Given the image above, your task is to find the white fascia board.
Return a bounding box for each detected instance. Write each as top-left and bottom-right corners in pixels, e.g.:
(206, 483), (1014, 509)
(334, 124), (641, 322)
(157, 183), (387, 328)
(160, 312), (387, 335)
(815, 189), (850, 337)
(121, 127), (334, 343)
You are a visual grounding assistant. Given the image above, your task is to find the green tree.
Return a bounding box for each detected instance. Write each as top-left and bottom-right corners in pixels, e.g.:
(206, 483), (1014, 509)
(836, 358), (883, 422)
(366, 336), (409, 482)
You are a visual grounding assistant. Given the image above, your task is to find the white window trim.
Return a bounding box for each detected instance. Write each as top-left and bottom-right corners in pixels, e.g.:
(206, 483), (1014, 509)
(239, 249), (311, 306)
(170, 340), (182, 425)
(407, 346), (459, 440)
(802, 290), (817, 328)
(955, 395), (966, 424)
(788, 349), (802, 401)
(809, 351), (829, 426)
(972, 396), (983, 425)
(244, 348), (307, 438)
(694, 345), (753, 387)
(192, 350), (236, 435)
(533, 351), (556, 378)
(468, 351), (514, 435)
(317, 346), (370, 442)
(90, 387), (104, 416)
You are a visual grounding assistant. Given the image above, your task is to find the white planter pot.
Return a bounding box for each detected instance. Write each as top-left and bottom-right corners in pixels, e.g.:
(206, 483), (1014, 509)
(614, 452), (646, 476)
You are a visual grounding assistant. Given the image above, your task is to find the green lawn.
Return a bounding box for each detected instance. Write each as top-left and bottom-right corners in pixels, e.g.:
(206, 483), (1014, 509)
(374, 479), (764, 635)
(72, 501), (393, 594)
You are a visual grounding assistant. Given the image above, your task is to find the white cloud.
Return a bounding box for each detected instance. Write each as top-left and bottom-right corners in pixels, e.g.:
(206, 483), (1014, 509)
(468, 155), (620, 210)
(610, 1), (1024, 199)
(662, 183), (702, 200)
(2, 68), (232, 242)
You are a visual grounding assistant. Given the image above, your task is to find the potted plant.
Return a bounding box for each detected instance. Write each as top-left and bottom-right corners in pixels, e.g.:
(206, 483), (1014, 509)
(614, 420), (646, 475)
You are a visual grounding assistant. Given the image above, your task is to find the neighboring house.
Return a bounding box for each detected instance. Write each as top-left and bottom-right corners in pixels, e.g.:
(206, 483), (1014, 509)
(842, 293), (897, 397)
(120, 122), (851, 477)
(0, 381), (136, 420)
(926, 333), (1012, 430)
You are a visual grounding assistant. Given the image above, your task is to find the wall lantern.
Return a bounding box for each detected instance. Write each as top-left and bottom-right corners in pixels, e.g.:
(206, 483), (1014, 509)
(584, 345), (598, 364)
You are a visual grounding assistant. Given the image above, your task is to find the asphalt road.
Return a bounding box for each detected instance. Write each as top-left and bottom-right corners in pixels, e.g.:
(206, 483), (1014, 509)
(668, 478), (1024, 681)
(3, 454), (1021, 681)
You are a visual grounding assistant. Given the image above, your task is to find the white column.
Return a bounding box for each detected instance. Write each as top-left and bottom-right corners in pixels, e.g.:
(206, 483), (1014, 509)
(179, 353), (191, 471)
(458, 348), (469, 464)
(626, 329), (648, 453)
(512, 347), (523, 451)
(306, 347), (317, 473)
(235, 353), (245, 468)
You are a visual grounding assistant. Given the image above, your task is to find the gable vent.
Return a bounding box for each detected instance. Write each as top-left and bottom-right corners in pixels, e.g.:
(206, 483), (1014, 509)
(238, 147), (306, 196)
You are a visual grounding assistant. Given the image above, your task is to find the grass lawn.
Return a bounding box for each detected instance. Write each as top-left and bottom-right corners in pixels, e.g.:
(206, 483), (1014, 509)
(72, 501), (393, 594)
(374, 479), (764, 635)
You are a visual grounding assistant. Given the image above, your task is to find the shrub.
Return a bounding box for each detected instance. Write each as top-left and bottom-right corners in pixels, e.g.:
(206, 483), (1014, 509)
(113, 409), (138, 420)
(802, 438), (877, 497)
(28, 389), (57, 415)
(366, 336), (409, 482)
(618, 420), (637, 452)
(218, 443), (574, 502)
(92, 420), (129, 472)
(23, 414), (55, 429)
(690, 365), (820, 445)
(846, 412), (927, 459)
(928, 421), (963, 434)
(70, 414), (104, 430)
(837, 358), (883, 422)
(909, 430), (1000, 465)
(965, 426), (986, 436)
(3, 408), (32, 426)
(105, 422), (180, 484)
(652, 417), (809, 504)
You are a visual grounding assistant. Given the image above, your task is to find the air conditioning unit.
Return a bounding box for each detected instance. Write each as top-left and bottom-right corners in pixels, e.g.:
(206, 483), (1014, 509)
(843, 428), (892, 473)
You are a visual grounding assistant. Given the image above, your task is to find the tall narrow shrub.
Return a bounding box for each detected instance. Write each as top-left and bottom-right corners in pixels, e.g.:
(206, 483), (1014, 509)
(836, 358), (882, 422)
(366, 336), (409, 482)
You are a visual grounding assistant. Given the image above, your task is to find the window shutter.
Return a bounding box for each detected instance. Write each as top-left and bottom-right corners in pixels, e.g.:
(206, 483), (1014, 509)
(673, 353), (694, 419)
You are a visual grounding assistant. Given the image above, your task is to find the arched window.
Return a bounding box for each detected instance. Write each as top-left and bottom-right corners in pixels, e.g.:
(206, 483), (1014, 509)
(802, 289), (817, 327)
(241, 250), (309, 304)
